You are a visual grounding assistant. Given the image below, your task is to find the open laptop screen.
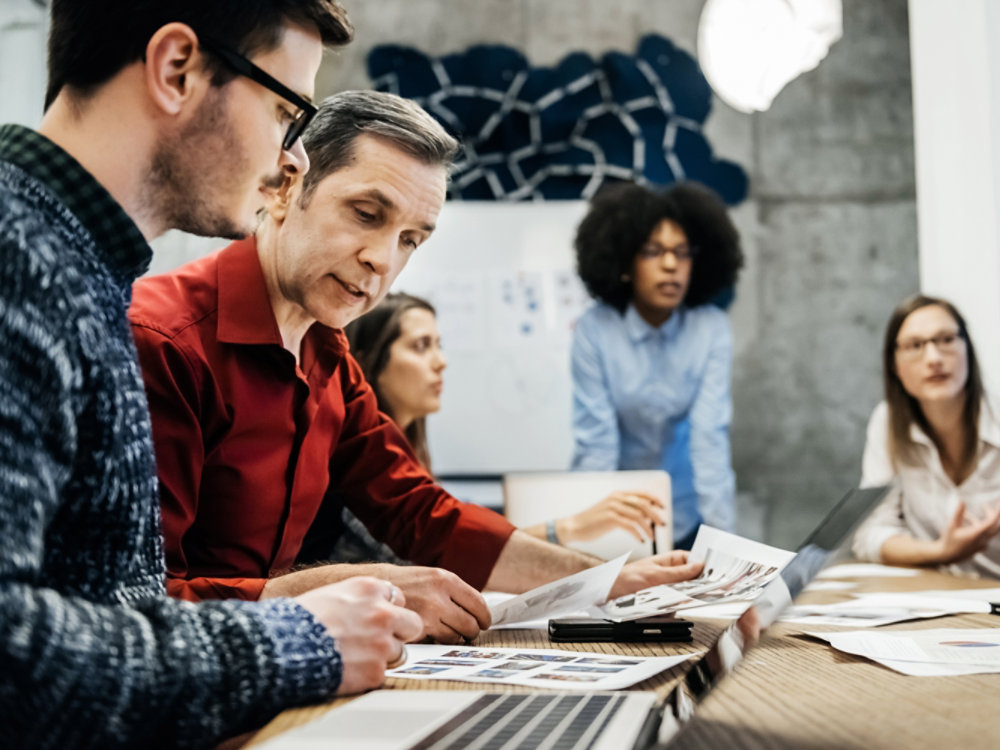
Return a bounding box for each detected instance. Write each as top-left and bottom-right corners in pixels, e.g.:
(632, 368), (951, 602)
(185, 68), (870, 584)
(657, 485), (891, 745)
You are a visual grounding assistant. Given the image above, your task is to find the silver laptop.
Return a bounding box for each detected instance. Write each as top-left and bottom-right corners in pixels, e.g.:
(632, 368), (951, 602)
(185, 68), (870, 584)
(257, 487), (890, 750)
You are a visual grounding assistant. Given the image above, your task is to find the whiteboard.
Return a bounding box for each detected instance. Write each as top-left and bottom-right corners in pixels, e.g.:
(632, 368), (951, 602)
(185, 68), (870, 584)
(392, 201), (592, 474)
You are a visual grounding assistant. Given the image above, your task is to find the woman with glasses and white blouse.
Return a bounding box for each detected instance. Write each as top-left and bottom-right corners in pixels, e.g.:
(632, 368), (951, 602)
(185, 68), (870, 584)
(853, 295), (1000, 577)
(571, 181), (744, 550)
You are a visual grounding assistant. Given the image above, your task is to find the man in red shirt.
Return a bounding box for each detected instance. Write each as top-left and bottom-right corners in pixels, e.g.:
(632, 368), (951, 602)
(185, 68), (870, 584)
(131, 90), (702, 644)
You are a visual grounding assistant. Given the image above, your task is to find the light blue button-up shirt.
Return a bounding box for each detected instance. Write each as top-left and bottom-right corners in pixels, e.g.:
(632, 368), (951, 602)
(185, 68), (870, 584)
(570, 302), (736, 542)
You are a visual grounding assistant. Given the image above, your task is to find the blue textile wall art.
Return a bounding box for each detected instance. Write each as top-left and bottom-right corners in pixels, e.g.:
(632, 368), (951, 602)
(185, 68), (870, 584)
(368, 34), (748, 204)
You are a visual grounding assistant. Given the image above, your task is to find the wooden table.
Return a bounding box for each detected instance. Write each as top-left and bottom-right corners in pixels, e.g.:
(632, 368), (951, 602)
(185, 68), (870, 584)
(244, 566), (1000, 749)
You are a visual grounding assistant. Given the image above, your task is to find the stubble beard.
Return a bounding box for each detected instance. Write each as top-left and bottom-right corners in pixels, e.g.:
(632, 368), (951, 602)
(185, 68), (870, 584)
(147, 86), (256, 241)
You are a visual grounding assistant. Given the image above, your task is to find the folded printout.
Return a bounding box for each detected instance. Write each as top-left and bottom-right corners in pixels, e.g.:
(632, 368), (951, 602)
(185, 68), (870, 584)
(387, 644), (695, 691)
(600, 526), (795, 622)
(488, 554), (627, 628)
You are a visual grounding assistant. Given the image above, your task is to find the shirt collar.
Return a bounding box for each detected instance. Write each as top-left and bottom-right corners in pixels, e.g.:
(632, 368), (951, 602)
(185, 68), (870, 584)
(0, 124), (151, 283)
(623, 302), (685, 343)
(908, 398), (1000, 450)
(216, 236), (348, 359)
(978, 400), (1000, 449)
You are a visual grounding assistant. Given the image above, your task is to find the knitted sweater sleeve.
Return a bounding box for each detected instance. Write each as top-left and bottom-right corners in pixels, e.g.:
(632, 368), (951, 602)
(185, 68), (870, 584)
(0, 234), (341, 748)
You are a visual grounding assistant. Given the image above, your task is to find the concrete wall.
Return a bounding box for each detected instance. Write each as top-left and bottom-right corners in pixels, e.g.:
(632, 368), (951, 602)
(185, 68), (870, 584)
(0, 1), (47, 128)
(733, 0), (918, 546)
(318, 0), (918, 548)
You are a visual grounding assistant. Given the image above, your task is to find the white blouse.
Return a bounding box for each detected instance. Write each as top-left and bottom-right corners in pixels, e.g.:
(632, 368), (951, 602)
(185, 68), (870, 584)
(853, 400), (1000, 579)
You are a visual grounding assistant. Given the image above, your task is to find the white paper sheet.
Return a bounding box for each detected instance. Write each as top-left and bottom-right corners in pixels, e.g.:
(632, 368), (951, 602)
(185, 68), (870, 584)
(481, 592), (591, 630)
(781, 597), (955, 627)
(930, 587), (1000, 601)
(808, 628), (1000, 675)
(387, 644), (695, 690)
(803, 580), (858, 592)
(488, 554), (627, 628)
(847, 592), (991, 615)
(815, 563), (920, 579)
(675, 601), (749, 620)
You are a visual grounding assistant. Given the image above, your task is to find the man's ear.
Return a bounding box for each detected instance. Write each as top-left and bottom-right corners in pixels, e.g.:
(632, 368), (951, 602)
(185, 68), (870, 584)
(144, 23), (206, 116)
(264, 173), (300, 223)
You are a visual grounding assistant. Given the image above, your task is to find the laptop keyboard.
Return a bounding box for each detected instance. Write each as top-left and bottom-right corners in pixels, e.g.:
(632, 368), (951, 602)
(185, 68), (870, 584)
(410, 693), (625, 750)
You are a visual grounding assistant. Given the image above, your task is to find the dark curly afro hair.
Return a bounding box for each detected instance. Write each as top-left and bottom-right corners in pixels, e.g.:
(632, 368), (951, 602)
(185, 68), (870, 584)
(574, 181), (744, 312)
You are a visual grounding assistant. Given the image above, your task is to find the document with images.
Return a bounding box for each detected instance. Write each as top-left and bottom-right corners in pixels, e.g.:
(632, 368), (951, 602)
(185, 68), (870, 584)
(808, 628), (1000, 676)
(601, 526), (795, 622)
(488, 553), (628, 628)
(387, 644), (695, 691)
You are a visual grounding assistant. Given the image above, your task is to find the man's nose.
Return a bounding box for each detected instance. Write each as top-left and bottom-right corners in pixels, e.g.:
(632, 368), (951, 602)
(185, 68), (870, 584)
(359, 233), (394, 275)
(279, 137), (310, 177)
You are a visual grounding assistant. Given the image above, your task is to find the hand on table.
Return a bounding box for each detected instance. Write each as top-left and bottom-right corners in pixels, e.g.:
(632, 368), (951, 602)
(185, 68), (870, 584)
(607, 550), (704, 600)
(365, 564), (492, 644)
(296, 576), (423, 695)
(559, 491), (668, 543)
(933, 500), (1000, 564)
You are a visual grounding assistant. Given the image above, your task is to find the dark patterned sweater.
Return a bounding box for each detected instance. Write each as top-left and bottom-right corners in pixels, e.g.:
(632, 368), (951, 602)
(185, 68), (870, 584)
(0, 124), (342, 749)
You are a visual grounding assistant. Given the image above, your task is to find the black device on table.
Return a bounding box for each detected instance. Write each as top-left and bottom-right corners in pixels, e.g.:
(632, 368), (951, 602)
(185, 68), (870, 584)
(548, 615), (693, 642)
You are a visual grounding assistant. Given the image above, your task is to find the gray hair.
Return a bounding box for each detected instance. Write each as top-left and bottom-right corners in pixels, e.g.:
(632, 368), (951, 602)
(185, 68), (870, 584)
(298, 90), (458, 207)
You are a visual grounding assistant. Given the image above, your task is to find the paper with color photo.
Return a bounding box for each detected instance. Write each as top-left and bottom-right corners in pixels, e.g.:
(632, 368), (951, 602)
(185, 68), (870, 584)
(388, 643), (695, 691)
(601, 526), (794, 622)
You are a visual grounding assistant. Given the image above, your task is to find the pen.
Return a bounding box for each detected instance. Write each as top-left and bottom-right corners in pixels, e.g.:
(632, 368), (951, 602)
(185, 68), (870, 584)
(651, 522), (658, 556)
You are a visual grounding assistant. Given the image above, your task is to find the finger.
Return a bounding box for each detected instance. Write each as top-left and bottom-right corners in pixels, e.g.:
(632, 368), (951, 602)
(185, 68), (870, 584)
(618, 496), (669, 527)
(430, 619), (470, 645)
(948, 500), (967, 530)
(441, 604), (484, 642)
(609, 502), (656, 528)
(386, 643), (408, 669)
(621, 491), (667, 511)
(392, 605), (425, 643)
(665, 561), (704, 581)
(609, 515), (648, 543)
(444, 581), (493, 630)
(653, 550), (690, 566)
(385, 582), (405, 607)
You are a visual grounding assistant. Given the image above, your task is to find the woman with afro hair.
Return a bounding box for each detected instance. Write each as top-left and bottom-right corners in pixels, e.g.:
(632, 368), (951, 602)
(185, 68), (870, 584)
(571, 181), (744, 550)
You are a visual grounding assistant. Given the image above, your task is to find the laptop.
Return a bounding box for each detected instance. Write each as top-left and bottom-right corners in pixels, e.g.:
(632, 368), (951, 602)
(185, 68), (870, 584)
(503, 470), (672, 561)
(256, 486), (890, 750)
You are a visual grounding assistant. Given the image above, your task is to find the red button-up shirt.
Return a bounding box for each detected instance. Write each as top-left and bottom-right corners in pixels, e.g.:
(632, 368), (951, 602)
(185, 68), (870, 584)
(129, 238), (515, 602)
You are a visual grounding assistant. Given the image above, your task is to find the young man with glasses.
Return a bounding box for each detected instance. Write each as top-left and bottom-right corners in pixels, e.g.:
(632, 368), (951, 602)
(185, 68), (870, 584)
(0, 3), (424, 748)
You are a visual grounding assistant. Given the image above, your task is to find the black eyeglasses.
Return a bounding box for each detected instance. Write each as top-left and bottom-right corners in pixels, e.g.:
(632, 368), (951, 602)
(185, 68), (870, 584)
(198, 36), (317, 151)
